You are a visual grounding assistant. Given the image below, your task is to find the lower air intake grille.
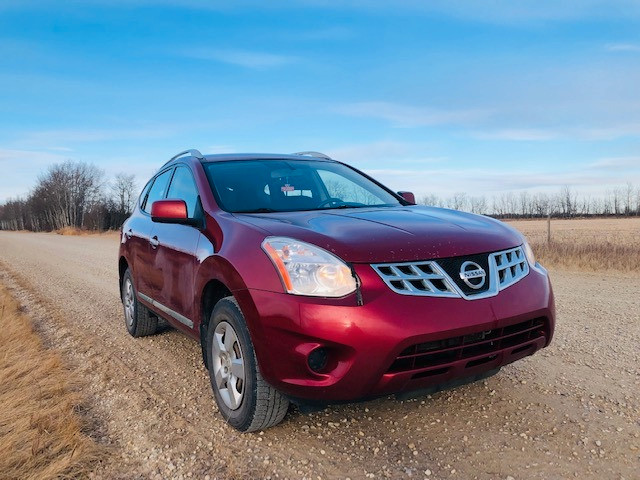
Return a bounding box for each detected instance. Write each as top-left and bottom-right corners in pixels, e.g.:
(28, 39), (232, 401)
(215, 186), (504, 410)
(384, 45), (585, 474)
(388, 317), (546, 374)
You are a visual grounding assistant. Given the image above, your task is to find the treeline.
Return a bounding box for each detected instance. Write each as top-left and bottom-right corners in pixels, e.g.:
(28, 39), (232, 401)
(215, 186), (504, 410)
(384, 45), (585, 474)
(420, 184), (640, 218)
(0, 161), (138, 231)
(1, 160), (639, 232)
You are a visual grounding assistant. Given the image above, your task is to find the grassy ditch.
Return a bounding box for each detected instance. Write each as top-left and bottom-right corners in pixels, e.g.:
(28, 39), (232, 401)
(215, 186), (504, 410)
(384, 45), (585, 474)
(0, 283), (101, 480)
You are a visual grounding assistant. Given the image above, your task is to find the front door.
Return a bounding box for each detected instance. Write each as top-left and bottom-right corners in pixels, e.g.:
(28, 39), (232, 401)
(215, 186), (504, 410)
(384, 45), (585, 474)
(148, 165), (201, 333)
(134, 167), (174, 299)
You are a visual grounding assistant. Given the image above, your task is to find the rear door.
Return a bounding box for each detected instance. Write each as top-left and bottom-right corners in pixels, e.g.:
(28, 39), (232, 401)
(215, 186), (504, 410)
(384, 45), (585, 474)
(148, 165), (202, 332)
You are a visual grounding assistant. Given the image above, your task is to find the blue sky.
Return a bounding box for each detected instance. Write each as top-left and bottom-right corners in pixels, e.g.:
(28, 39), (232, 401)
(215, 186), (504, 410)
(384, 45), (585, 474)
(1, 0), (640, 202)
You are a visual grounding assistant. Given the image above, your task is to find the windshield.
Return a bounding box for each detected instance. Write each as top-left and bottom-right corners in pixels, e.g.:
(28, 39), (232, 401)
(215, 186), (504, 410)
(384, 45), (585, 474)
(204, 159), (402, 213)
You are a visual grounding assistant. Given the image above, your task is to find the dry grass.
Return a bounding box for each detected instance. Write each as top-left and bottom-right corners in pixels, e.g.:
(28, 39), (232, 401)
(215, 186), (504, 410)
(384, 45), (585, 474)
(55, 227), (89, 236)
(54, 227), (120, 238)
(506, 217), (640, 271)
(528, 240), (640, 272)
(0, 284), (101, 480)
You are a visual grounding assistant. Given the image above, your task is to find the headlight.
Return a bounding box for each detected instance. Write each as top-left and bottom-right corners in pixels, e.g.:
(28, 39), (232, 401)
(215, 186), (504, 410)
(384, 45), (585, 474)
(261, 237), (357, 297)
(523, 240), (536, 266)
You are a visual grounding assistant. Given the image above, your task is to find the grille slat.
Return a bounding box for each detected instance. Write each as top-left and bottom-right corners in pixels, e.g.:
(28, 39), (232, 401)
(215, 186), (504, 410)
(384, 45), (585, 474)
(388, 318), (546, 374)
(372, 245), (530, 300)
(395, 324), (542, 360)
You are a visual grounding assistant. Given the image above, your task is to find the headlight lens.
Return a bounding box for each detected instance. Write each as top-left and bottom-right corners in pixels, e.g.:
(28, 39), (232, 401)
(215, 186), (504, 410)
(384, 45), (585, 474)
(261, 237), (357, 297)
(523, 240), (536, 266)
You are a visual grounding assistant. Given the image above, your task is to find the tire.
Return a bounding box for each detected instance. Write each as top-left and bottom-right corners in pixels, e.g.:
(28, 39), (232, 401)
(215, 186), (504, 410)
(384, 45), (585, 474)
(121, 268), (158, 337)
(207, 297), (289, 432)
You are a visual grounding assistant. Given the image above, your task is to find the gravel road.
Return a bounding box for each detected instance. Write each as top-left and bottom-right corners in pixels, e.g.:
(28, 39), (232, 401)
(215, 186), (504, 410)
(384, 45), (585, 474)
(0, 231), (638, 480)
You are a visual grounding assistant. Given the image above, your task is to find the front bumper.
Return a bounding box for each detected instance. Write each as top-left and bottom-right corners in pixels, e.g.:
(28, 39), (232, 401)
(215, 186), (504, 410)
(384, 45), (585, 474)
(236, 262), (555, 402)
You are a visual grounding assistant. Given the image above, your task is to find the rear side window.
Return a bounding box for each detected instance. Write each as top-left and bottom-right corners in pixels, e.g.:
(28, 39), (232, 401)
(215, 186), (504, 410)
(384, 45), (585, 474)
(143, 169), (173, 213)
(167, 166), (199, 217)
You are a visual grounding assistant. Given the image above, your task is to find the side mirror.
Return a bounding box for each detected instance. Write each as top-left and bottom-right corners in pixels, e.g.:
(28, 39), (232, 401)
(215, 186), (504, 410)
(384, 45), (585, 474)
(151, 199), (197, 225)
(398, 191), (416, 204)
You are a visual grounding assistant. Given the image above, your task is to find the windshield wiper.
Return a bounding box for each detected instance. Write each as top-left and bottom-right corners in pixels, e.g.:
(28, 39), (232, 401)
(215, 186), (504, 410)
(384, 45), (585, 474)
(321, 205), (366, 210)
(234, 208), (278, 214)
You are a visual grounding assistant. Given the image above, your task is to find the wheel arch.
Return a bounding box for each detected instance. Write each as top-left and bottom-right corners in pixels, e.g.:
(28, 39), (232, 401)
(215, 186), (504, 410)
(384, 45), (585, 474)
(196, 255), (246, 369)
(194, 253), (271, 378)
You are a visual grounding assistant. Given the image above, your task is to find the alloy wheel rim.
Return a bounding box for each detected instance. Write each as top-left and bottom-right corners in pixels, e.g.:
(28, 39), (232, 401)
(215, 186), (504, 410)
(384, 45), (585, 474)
(123, 279), (135, 327)
(212, 321), (245, 410)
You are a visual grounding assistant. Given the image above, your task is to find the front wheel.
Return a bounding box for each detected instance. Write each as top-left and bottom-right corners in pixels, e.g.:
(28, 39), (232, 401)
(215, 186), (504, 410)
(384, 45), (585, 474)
(207, 297), (289, 432)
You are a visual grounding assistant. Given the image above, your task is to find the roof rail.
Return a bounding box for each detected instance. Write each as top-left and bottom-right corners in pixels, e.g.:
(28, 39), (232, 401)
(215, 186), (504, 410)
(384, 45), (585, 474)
(292, 151), (333, 160)
(159, 149), (205, 169)
(170, 149), (204, 162)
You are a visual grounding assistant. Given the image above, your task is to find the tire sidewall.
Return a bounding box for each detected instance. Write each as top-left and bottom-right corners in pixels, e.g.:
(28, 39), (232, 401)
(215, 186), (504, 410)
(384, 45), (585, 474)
(207, 298), (257, 431)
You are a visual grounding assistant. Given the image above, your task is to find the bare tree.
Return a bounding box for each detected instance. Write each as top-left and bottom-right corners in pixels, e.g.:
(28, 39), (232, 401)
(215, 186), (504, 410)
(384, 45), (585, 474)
(111, 173), (138, 216)
(28, 161), (104, 230)
(612, 187), (622, 216)
(469, 196), (487, 214)
(419, 194), (443, 207)
(624, 182), (634, 216)
(559, 185), (577, 217)
(447, 192), (468, 211)
(519, 191), (530, 217)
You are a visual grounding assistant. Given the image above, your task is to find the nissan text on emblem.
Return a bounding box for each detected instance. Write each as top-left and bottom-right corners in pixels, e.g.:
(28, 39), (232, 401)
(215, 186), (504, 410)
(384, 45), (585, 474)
(459, 261), (486, 289)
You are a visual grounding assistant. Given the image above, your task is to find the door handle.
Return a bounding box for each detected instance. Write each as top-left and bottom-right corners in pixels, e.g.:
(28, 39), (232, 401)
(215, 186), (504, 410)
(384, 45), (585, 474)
(150, 236), (159, 249)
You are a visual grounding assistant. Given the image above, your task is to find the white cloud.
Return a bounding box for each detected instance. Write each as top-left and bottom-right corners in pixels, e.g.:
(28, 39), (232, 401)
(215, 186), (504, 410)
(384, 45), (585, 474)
(181, 48), (297, 69)
(472, 129), (559, 141)
(471, 124), (640, 142)
(415, 0), (640, 23)
(15, 126), (180, 147)
(587, 156), (640, 169)
(605, 43), (640, 52)
(0, 148), (69, 165)
(362, 161), (640, 201)
(333, 101), (488, 128)
(327, 141), (444, 166)
(0, 149), (73, 202)
(575, 124), (640, 140)
(46, 146), (74, 152)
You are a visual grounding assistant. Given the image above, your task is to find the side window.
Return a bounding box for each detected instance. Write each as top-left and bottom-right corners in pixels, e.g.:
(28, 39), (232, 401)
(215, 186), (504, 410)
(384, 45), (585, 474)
(166, 166), (199, 217)
(139, 179), (153, 209)
(143, 169), (173, 213)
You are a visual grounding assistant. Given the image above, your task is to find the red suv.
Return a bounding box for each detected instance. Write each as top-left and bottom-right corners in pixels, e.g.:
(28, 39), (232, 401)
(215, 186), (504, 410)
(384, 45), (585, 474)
(119, 149), (555, 432)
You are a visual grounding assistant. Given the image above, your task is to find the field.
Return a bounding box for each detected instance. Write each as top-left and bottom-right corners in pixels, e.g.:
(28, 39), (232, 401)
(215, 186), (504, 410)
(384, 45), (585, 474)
(508, 217), (640, 271)
(0, 218), (639, 479)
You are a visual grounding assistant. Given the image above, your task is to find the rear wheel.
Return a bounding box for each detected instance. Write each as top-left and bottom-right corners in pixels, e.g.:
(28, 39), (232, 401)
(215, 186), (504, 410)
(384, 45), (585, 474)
(122, 269), (158, 337)
(207, 297), (289, 432)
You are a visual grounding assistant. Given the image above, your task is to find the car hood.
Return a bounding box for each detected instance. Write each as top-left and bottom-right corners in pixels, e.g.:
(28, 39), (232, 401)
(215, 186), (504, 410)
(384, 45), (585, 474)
(235, 206), (523, 263)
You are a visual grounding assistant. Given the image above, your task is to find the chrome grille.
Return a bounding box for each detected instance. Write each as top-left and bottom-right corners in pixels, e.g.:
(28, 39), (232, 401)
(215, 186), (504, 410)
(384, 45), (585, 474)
(372, 261), (459, 297)
(372, 245), (530, 300)
(493, 246), (528, 290)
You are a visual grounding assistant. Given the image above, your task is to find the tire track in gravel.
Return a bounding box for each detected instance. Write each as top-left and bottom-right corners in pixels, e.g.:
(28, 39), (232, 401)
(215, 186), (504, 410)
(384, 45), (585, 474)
(1, 231), (638, 480)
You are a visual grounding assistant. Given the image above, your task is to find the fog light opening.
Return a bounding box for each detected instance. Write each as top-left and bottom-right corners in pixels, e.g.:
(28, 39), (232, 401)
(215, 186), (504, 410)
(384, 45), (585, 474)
(307, 347), (328, 373)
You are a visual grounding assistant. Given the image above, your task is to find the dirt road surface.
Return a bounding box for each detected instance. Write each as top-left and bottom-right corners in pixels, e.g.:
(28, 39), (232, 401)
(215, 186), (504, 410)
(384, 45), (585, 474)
(0, 231), (638, 480)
